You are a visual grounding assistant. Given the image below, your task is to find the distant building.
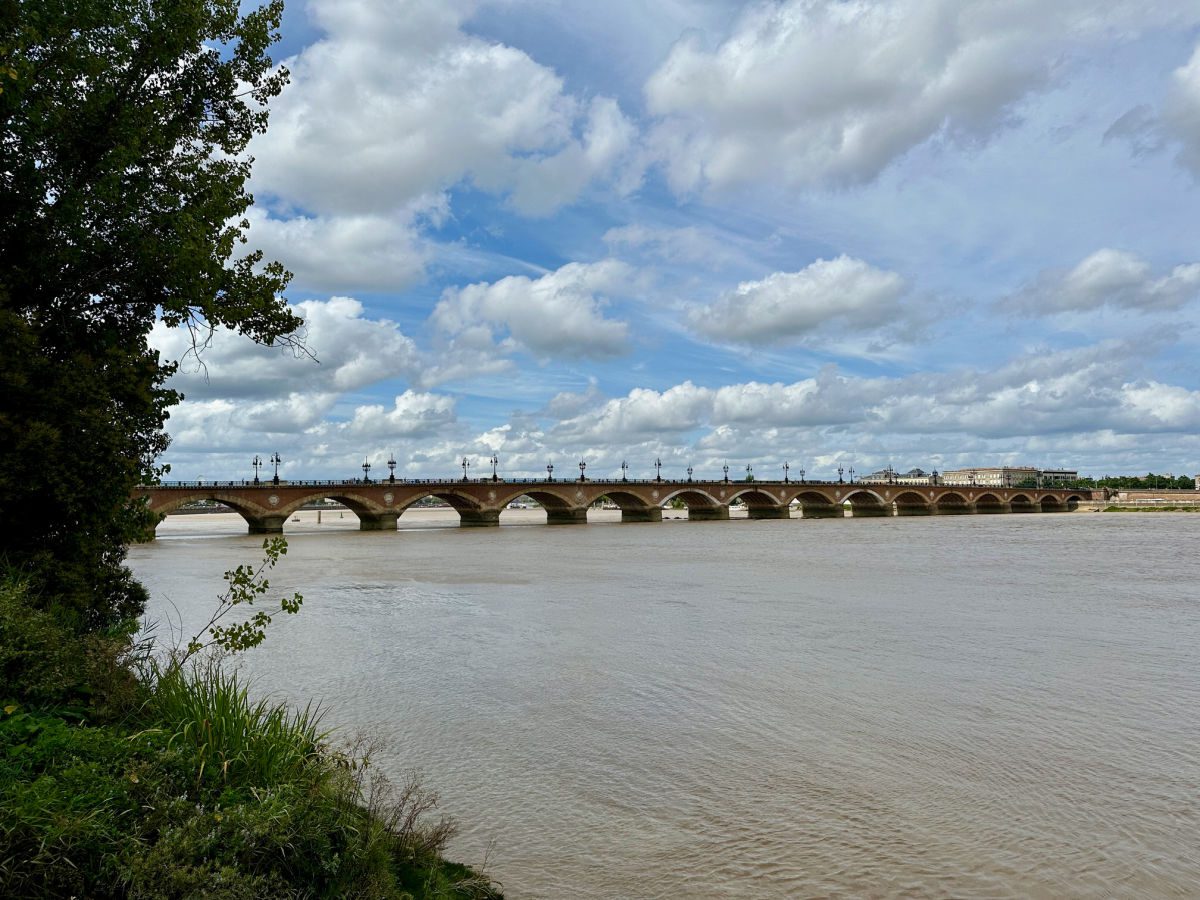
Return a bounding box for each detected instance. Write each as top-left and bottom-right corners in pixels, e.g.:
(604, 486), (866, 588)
(940, 466), (1077, 487)
(858, 466), (935, 485)
(941, 466), (1038, 487)
(1039, 469), (1079, 484)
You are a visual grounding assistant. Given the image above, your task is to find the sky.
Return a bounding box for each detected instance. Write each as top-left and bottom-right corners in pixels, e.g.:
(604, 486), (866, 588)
(153, 0), (1200, 483)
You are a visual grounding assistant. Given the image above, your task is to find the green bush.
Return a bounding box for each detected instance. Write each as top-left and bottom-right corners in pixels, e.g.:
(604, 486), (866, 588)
(0, 575), (142, 717)
(0, 685), (501, 898)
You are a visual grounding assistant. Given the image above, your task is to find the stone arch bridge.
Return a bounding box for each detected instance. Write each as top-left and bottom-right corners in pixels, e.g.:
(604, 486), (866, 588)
(135, 480), (1091, 536)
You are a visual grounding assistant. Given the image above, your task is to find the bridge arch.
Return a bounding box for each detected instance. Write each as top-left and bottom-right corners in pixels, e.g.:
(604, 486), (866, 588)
(892, 490), (933, 516)
(1065, 493), (1084, 511)
(276, 491), (385, 521)
(973, 492), (1006, 514)
(660, 487), (730, 521)
(788, 489), (843, 519)
(1038, 493), (1066, 512)
(935, 491), (972, 515)
(496, 487), (591, 525)
(399, 489), (493, 526)
(1009, 493), (1037, 513)
(602, 489), (664, 523)
(842, 487), (890, 518)
(149, 492), (268, 531)
(724, 486), (795, 520)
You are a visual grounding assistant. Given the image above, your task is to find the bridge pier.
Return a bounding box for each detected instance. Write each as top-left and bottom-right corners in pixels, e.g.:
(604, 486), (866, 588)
(459, 509), (501, 527)
(688, 505), (730, 521)
(621, 507), (663, 523)
(247, 515), (287, 534)
(359, 512), (399, 531)
(546, 507), (589, 525)
(746, 505), (791, 519)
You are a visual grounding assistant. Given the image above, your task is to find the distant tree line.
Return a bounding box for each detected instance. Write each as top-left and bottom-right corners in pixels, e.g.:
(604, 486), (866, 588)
(1013, 474), (1195, 490)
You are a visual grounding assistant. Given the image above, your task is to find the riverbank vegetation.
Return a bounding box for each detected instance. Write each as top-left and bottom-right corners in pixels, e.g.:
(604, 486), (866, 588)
(1102, 505), (1200, 512)
(1, 546), (501, 897)
(1, 1), (498, 894)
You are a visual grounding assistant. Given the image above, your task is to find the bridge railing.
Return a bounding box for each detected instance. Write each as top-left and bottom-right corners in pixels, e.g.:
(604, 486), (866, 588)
(142, 477), (845, 488)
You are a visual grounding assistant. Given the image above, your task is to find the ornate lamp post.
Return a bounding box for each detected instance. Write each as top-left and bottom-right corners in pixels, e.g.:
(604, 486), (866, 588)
(746, 463), (753, 481)
(654, 457), (662, 482)
(849, 466), (856, 483)
(932, 469), (939, 486)
(461, 457), (470, 482)
(546, 461), (555, 482)
(578, 459), (587, 482)
(361, 457), (372, 483)
(271, 452), (281, 485)
(838, 465), (844, 483)
(491, 454), (499, 482)
(783, 461), (790, 483)
(723, 462), (729, 483)
(252, 454), (263, 485)
(620, 460), (628, 482)
(686, 464), (693, 483)
(970, 469), (977, 487)
(799, 467), (806, 484)
(387, 453), (396, 483)
(886, 464), (893, 485)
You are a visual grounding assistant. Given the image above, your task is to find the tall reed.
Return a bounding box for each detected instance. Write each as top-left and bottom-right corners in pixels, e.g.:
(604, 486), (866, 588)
(149, 661), (327, 787)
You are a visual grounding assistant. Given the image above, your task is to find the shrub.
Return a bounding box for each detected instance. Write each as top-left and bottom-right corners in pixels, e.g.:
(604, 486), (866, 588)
(0, 575), (142, 717)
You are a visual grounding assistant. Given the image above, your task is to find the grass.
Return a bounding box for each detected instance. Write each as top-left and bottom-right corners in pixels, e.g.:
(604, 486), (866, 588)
(1, 574), (502, 899)
(1103, 505), (1200, 512)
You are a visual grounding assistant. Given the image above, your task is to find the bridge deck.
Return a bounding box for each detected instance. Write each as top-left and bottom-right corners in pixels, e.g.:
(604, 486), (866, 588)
(134, 479), (1094, 536)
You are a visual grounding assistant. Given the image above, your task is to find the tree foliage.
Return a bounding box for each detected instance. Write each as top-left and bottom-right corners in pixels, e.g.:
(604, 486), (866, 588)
(0, 0), (301, 634)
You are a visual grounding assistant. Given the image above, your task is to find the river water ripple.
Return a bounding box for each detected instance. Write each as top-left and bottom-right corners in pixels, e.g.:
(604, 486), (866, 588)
(129, 511), (1200, 898)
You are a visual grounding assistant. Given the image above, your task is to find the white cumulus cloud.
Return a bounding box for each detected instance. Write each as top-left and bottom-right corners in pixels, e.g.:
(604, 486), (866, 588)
(687, 256), (908, 344)
(1004, 249), (1200, 315)
(250, 0), (638, 217)
(644, 0), (1192, 193)
(431, 260), (633, 360)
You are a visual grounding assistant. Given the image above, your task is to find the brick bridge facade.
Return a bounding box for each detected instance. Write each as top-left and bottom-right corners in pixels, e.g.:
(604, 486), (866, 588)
(135, 480), (1092, 535)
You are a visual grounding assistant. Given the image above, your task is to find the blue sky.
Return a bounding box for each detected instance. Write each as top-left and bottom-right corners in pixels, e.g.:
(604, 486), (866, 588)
(154, 0), (1200, 482)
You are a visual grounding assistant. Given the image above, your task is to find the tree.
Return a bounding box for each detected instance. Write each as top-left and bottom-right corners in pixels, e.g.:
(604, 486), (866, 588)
(0, 0), (301, 635)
